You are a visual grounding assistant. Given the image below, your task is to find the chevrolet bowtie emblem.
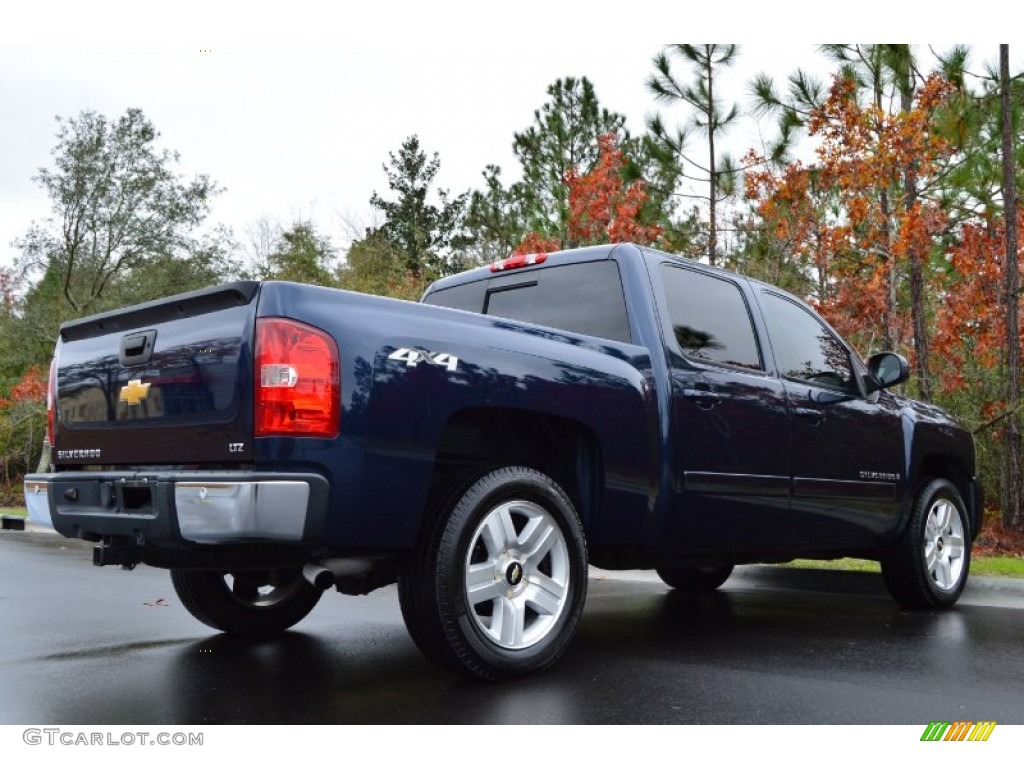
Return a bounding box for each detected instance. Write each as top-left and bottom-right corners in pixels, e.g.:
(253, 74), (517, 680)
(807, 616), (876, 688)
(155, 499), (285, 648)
(119, 378), (151, 405)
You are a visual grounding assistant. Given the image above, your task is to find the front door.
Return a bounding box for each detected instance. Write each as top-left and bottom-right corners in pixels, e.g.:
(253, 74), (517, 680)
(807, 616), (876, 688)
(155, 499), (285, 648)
(758, 290), (906, 547)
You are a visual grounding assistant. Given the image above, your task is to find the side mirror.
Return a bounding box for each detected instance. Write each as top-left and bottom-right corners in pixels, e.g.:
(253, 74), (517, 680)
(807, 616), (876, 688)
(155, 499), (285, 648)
(866, 352), (910, 392)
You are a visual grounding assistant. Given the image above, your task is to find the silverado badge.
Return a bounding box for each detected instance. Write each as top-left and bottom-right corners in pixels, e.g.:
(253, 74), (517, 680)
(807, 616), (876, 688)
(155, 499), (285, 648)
(119, 378), (151, 406)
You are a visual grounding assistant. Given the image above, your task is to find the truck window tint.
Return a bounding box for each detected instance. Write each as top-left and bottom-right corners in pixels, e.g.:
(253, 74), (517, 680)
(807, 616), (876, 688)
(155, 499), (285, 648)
(760, 291), (855, 391)
(423, 281), (486, 313)
(660, 266), (762, 370)
(484, 261), (631, 343)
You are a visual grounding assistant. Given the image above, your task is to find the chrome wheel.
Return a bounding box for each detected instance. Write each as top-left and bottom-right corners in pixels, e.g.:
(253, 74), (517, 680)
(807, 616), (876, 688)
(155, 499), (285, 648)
(398, 466), (587, 679)
(923, 498), (966, 592)
(465, 500), (570, 650)
(881, 478), (971, 610)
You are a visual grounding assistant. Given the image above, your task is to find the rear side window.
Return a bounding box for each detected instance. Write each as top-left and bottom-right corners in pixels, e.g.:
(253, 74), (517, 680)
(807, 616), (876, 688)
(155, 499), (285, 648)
(660, 266), (762, 370)
(424, 280), (486, 313)
(484, 261), (631, 343)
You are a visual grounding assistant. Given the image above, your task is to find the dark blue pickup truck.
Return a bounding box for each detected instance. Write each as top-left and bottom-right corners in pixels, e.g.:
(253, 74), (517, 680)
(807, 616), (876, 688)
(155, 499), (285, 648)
(24, 243), (982, 679)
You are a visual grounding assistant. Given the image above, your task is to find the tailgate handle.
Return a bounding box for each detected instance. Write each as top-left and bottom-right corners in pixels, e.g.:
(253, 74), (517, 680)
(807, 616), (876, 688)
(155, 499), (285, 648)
(120, 330), (157, 366)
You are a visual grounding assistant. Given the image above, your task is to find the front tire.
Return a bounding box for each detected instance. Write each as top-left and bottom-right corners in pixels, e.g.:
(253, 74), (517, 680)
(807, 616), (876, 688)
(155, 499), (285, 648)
(170, 568), (322, 636)
(881, 479), (971, 609)
(398, 466), (588, 681)
(656, 564), (734, 593)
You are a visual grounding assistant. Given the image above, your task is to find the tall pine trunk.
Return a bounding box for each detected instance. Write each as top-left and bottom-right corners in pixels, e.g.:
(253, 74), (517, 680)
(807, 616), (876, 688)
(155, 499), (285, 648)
(899, 76), (933, 402)
(706, 49), (718, 267)
(1000, 44), (1022, 529)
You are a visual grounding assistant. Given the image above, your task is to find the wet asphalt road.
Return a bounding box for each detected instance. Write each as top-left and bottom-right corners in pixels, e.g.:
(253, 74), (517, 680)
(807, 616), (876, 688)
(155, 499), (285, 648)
(1, 529), (1022, 725)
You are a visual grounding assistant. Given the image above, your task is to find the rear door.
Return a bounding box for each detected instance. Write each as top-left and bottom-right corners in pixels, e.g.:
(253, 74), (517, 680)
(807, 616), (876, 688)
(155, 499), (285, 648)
(54, 282), (259, 466)
(659, 265), (795, 551)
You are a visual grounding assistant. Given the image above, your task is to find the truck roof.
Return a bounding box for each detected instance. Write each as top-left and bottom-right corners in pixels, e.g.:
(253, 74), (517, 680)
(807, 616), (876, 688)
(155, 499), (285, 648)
(426, 242), (747, 297)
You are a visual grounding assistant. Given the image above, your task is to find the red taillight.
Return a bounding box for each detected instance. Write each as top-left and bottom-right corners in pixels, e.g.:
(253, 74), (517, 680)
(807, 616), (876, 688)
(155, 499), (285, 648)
(46, 358), (56, 447)
(255, 318), (340, 438)
(490, 252), (548, 272)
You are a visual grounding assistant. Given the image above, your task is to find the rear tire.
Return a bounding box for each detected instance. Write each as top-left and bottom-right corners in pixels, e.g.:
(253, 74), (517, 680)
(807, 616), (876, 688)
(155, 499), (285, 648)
(881, 479), (971, 610)
(656, 564), (734, 593)
(170, 568), (322, 636)
(398, 466), (588, 681)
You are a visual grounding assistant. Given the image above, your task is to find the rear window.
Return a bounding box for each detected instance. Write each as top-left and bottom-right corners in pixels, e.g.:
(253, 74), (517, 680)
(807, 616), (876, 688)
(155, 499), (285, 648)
(425, 261), (631, 344)
(423, 280), (485, 313)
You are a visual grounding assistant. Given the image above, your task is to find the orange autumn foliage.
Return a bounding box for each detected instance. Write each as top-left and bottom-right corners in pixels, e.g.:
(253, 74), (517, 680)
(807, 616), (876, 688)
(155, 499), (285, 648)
(514, 132), (662, 256)
(514, 232), (561, 256)
(0, 365), (47, 411)
(933, 213), (1024, 395)
(745, 74), (955, 359)
(565, 133), (663, 247)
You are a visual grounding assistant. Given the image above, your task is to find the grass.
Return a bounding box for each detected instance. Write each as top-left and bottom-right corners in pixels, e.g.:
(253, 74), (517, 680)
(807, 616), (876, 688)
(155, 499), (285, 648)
(780, 556), (1024, 579)
(0, 507), (27, 517)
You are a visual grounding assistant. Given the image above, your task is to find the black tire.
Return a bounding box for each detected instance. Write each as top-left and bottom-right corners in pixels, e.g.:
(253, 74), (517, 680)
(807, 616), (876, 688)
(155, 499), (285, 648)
(398, 466), (588, 681)
(881, 479), (971, 610)
(170, 568), (322, 636)
(656, 564), (734, 593)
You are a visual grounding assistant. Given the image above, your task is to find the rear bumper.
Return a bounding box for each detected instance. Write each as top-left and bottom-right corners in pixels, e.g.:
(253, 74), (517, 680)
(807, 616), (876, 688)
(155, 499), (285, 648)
(23, 471), (330, 546)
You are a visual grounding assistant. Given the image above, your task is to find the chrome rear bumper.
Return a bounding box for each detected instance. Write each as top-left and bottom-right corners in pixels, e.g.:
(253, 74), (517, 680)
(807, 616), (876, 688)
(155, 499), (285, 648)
(22, 471), (328, 545)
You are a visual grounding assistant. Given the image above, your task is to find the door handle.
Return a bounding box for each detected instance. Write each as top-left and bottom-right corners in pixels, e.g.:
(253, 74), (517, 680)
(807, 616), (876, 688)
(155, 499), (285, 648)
(793, 406), (823, 425)
(682, 388), (721, 409)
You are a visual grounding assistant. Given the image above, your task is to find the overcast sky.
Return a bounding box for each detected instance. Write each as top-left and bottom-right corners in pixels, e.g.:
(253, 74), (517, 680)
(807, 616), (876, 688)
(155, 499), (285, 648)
(2, 7), (1018, 276)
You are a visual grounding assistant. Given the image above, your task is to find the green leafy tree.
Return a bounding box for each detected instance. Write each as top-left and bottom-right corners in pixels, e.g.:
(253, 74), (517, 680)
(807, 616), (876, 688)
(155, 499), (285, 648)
(618, 133), (685, 250)
(260, 221), (337, 287)
(467, 78), (678, 256)
(338, 229), (425, 301)
(15, 108), (224, 317)
(0, 268), (23, 386)
(463, 165), (528, 263)
(369, 135), (468, 279)
(511, 77), (626, 244)
(7, 108), (236, 478)
(0, 366), (47, 496)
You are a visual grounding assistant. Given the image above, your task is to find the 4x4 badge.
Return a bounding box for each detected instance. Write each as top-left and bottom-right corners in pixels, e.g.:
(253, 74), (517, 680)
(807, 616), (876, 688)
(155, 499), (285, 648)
(388, 348), (459, 372)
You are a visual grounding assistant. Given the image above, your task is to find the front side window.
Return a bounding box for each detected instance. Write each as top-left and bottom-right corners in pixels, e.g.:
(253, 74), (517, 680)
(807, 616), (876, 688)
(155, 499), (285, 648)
(660, 266), (762, 370)
(760, 291), (855, 391)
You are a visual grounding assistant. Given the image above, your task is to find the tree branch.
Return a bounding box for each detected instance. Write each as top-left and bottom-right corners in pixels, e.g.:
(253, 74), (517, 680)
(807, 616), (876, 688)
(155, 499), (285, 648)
(972, 402), (1024, 435)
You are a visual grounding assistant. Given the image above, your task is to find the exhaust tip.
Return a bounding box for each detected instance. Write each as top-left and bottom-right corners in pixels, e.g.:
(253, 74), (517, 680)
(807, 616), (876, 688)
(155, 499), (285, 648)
(303, 563), (335, 590)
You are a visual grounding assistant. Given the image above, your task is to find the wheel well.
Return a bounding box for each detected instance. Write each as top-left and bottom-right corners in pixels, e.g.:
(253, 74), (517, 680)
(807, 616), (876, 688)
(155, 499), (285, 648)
(429, 408), (602, 531)
(916, 454), (976, 532)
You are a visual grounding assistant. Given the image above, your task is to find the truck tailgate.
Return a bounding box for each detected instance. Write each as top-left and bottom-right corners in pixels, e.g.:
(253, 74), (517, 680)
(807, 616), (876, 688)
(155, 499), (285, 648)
(53, 282), (259, 466)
